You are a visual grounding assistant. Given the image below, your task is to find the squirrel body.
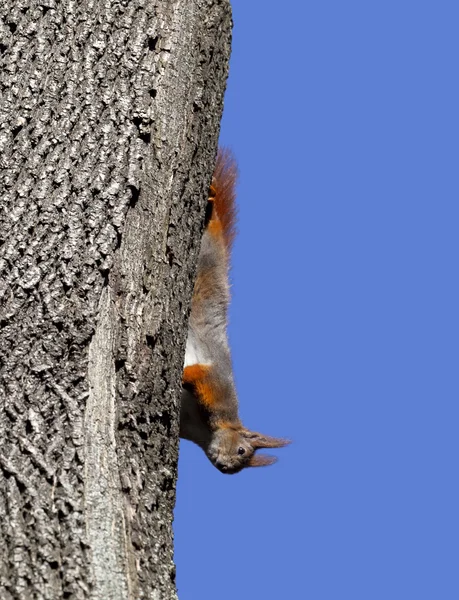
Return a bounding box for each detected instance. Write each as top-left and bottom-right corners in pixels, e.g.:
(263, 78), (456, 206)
(180, 149), (289, 474)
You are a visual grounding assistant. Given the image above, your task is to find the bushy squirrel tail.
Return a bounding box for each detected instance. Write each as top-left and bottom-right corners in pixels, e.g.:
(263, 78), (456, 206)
(211, 147), (238, 254)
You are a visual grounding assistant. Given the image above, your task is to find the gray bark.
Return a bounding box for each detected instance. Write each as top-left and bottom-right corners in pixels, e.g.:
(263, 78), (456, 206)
(0, 1), (232, 599)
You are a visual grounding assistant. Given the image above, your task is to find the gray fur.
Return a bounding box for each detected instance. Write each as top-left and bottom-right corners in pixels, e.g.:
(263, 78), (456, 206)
(184, 227), (239, 424)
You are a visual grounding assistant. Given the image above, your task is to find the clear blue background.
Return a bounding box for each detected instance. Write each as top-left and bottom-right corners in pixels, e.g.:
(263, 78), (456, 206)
(174, 1), (459, 598)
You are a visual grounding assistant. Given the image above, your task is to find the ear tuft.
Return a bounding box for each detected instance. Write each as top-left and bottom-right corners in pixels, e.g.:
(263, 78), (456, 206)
(241, 430), (291, 449)
(248, 454), (278, 468)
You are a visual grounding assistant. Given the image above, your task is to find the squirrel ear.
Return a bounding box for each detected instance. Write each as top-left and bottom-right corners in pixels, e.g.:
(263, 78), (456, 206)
(241, 430), (291, 449)
(248, 454), (278, 468)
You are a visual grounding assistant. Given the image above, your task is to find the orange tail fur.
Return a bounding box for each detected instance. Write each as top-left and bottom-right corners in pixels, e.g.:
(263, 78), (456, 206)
(211, 148), (238, 253)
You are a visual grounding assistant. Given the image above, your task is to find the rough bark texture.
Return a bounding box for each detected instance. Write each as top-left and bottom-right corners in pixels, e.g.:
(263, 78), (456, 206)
(0, 1), (232, 599)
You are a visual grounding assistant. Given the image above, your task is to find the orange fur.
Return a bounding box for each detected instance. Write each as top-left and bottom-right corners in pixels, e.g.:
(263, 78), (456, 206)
(183, 364), (211, 386)
(208, 218), (223, 239)
(215, 420), (238, 430)
(194, 380), (218, 409)
(183, 364), (219, 409)
(211, 147), (238, 253)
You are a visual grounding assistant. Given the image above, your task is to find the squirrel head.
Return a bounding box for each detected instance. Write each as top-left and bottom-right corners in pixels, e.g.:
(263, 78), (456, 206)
(206, 426), (290, 475)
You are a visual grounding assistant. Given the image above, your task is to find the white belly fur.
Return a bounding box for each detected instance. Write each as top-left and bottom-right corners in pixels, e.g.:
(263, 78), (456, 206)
(184, 333), (211, 367)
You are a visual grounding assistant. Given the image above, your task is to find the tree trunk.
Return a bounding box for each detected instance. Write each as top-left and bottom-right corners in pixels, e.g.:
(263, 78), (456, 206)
(0, 1), (232, 598)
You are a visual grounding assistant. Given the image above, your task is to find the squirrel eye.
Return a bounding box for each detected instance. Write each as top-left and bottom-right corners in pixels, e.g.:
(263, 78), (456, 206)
(237, 447), (245, 455)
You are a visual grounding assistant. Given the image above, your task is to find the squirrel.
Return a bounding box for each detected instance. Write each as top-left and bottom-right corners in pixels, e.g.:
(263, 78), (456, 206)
(180, 148), (289, 474)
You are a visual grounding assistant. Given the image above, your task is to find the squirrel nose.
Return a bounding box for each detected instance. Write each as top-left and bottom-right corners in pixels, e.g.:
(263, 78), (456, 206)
(216, 462), (228, 472)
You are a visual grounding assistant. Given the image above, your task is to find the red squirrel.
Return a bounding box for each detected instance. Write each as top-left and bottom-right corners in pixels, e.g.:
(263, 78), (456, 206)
(180, 149), (289, 474)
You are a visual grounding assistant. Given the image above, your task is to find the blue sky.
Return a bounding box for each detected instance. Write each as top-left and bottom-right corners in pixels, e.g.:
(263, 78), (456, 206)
(174, 1), (459, 598)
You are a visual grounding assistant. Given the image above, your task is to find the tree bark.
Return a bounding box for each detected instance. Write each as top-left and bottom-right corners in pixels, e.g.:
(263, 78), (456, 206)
(0, 1), (232, 598)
